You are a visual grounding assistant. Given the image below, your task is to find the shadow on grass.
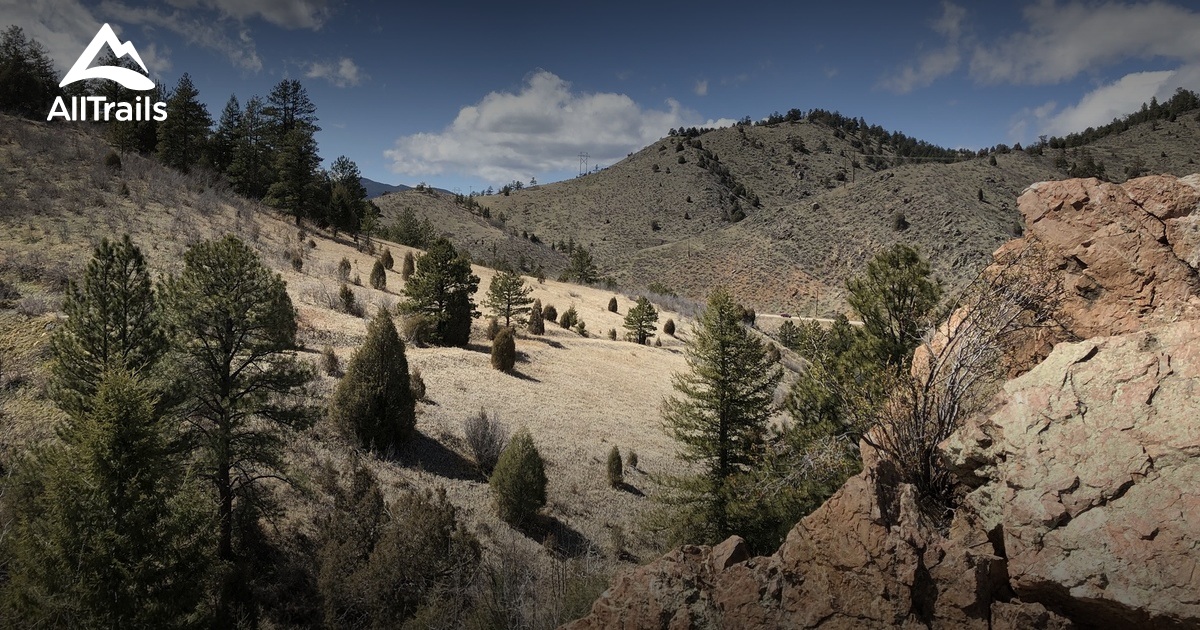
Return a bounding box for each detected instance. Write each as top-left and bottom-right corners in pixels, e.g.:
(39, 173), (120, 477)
(615, 481), (645, 497)
(523, 514), (595, 558)
(505, 369), (540, 382)
(393, 430), (477, 481)
(522, 336), (565, 349)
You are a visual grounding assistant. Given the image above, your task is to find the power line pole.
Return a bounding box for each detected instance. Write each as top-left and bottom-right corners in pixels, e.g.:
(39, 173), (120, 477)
(578, 152), (589, 177)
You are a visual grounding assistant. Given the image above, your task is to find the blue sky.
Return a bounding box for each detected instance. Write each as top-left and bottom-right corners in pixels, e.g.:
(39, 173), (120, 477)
(5, 0), (1200, 192)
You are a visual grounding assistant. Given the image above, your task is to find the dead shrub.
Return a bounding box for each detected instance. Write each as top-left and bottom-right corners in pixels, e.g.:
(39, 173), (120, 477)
(463, 408), (509, 476)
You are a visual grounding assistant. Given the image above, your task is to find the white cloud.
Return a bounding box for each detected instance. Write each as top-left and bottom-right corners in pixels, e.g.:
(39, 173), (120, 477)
(970, 0), (1200, 85)
(99, 1), (263, 72)
(880, 46), (961, 94)
(385, 70), (731, 184)
(1010, 70), (1186, 141)
(694, 79), (708, 96)
(879, 1), (967, 93)
(163, 0), (330, 29)
(1, 0), (107, 72)
(306, 57), (364, 87)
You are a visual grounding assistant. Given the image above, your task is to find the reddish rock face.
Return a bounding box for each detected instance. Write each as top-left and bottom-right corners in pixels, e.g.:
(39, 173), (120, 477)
(565, 175), (1200, 630)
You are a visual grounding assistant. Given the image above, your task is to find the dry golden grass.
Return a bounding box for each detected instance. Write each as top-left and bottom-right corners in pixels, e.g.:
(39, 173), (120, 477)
(0, 114), (708, 569)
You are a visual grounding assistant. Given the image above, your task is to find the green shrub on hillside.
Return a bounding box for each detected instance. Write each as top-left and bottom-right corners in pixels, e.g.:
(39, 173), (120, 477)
(491, 327), (516, 372)
(490, 429), (547, 526)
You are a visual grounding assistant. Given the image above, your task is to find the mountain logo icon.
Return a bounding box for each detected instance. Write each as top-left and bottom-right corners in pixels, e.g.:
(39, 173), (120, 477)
(60, 23), (155, 91)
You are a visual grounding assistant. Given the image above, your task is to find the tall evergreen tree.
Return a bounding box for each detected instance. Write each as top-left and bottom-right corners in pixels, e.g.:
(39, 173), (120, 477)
(661, 287), (781, 543)
(49, 235), (165, 419)
(228, 96), (272, 199)
(327, 155), (367, 235)
(483, 270), (533, 327)
(209, 94), (241, 174)
(265, 79), (319, 138)
(400, 238), (480, 347)
(157, 73), (212, 172)
(0, 26), (60, 118)
(331, 308), (415, 453)
(2, 370), (212, 627)
(161, 236), (313, 569)
(265, 127), (323, 224)
(623, 296), (659, 345)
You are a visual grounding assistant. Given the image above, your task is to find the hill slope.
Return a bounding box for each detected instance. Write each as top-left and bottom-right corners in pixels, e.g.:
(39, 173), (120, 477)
(459, 110), (1200, 314)
(0, 114), (724, 625)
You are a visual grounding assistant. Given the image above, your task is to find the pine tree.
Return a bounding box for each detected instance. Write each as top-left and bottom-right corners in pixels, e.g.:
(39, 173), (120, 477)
(228, 96), (272, 199)
(566, 246), (598, 284)
(491, 327), (516, 372)
(265, 78), (319, 138)
(662, 287), (781, 542)
(2, 370), (212, 627)
(527, 298), (545, 335)
(49, 235), (165, 419)
(608, 296), (618, 313)
(161, 236), (313, 569)
(400, 238), (480, 347)
(846, 243), (941, 368)
(0, 26), (61, 118)
(331, 308), (415, 453)
(328, 155), (367, 235)
(265, 127), (323, 224)
(380, 247), (394, 270)
(489, 428), (547, 526)
(157, 73), (212, 172)
(483, 270), (533, 327)
(209, 94), (241, 174)
(263, 79), (321, 223)
(623, 296), (659, 345)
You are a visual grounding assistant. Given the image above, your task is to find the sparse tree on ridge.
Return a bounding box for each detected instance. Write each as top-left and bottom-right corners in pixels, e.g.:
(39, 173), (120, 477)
(484, 270), (533, 327)
(566, 246), (599, 284)
(623, 296), (659, 345)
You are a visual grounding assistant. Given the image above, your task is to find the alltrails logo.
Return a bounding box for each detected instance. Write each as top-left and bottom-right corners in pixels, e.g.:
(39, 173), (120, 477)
(47, 23), (167, 122)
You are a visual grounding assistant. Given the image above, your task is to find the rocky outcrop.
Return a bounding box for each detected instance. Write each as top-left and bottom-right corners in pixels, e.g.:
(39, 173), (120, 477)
(942, 321), (1200, 628)
(993, 174), (1200, 372)
(565, 176), (1200, 630)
